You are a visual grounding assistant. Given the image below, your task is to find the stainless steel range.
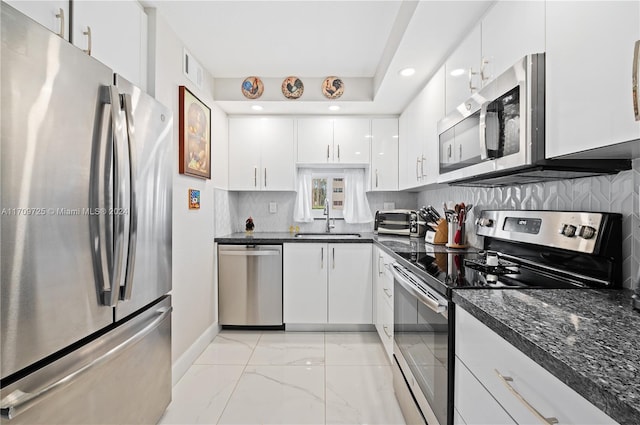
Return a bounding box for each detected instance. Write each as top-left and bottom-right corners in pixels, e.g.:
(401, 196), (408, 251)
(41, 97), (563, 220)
(388, 210), (623, 425)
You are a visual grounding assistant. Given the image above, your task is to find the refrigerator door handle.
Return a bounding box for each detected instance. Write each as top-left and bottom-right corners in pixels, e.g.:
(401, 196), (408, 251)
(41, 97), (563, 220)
(120, 93), (138, 301)
(0, 306), (172, 420)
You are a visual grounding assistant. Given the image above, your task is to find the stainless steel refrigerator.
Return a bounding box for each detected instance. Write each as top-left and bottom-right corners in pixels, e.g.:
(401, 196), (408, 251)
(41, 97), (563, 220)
(0, 4), (173, 424)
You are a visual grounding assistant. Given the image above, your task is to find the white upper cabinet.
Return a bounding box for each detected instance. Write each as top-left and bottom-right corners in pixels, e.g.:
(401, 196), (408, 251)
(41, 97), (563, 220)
(228, 117), (295, 191)
(480, 1), (545, 86)
(297, 118), (370, 164)
(333, 118), (371, 164)
(297, 118), (334, 163)
(546, 1), (640, 158)
(445, 25), (482, 114)
(398, 109), (410, 189)
(72, 0), (147, 90)
(400, 66), (445, 190)
(4, 1), (69, 39)
(370, 118), (399, 191)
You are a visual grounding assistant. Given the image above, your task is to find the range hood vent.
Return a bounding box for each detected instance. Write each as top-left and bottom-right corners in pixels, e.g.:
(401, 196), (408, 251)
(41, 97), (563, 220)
(447, 159), (631, 187)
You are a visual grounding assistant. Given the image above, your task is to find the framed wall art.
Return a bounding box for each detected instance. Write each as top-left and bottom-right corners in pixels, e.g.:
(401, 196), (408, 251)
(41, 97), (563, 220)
(179, 85), (211, 179)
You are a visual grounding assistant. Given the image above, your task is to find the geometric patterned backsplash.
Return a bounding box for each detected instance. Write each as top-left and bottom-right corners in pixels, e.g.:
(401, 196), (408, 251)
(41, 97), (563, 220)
(216, 159), (639, 289)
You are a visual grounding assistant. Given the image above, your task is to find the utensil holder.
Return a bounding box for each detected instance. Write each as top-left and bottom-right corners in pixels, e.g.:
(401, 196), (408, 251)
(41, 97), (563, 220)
(446, 220), (468, 248)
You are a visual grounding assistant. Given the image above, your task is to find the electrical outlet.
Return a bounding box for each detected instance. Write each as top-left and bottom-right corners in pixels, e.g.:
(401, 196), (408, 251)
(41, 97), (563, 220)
(269, 202), (277, 213)
(383, 202), (395, 210)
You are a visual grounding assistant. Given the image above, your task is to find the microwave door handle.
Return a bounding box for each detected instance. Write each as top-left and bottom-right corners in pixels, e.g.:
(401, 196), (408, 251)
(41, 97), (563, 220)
(479, 101), (489, 160)
(633, 40), (640, 121)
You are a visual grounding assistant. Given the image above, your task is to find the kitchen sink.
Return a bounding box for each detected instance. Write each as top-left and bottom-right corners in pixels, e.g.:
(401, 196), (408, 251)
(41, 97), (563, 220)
(294, 232), (362, 239)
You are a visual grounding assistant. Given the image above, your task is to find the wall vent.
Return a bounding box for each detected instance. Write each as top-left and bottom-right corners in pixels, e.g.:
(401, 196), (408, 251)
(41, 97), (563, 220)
(183, 48), (203, 89)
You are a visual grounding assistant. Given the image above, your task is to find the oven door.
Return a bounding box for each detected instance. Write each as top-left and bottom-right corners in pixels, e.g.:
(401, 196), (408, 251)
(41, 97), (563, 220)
(391, 263), (450, 425)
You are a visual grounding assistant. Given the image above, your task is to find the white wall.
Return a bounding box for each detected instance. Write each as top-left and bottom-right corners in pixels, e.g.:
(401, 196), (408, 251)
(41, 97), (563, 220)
(147, 9), (225, 376)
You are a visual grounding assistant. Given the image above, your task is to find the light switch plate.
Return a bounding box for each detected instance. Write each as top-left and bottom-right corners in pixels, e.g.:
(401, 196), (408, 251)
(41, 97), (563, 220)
(269, 202), (277, 213)
(383, 202), (395, 210)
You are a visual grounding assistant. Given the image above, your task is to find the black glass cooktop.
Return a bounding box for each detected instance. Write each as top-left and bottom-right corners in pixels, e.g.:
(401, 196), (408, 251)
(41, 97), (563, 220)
(394, 250), (583, 290)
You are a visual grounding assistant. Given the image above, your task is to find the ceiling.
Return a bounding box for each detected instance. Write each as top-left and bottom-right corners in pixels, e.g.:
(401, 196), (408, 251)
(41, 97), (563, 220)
(145, 0), (495, 115)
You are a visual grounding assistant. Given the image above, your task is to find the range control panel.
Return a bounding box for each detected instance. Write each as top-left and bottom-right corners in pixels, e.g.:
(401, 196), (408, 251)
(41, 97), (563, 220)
(476, 210), (606, 254)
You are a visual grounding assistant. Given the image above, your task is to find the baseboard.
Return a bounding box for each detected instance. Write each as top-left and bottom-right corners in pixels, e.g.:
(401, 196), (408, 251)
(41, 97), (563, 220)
(284, 323), (375, 332)
(171, 322), (221, 386)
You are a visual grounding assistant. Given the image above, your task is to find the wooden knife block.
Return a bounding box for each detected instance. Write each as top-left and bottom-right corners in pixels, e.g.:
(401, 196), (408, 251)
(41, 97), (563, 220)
(432, 219), (448, 245)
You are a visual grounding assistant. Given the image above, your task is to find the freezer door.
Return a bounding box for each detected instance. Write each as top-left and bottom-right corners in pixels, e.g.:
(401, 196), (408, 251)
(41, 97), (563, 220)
(114, 76), (172, 321)
(0, 297), (172, 424)
(1, 4), (115, 379)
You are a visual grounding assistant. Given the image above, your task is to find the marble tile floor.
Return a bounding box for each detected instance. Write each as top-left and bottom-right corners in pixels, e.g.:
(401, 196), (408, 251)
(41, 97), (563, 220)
(158, 331), (407, 425)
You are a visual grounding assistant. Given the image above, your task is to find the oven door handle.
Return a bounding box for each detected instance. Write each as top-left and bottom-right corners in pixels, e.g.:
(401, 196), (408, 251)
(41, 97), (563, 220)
(390, 263), (447, 315)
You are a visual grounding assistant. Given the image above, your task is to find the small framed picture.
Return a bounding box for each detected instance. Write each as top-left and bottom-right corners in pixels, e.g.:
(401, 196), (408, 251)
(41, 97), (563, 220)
(179, 86), (211, 179)
(188, 188), (201, 210)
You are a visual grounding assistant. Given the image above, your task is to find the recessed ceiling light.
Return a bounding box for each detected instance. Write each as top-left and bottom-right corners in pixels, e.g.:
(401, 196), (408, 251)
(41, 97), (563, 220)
(450, 68), (465, 77)
(399, 67), (415, 77)
(329, 105), (340, 111)
(251, 105), (263, 111)
(392, 135), (399, 138)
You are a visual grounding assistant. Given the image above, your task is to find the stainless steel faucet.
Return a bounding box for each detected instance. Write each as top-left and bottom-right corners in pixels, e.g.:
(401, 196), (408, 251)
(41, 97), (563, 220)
(324, 198), (335, 233)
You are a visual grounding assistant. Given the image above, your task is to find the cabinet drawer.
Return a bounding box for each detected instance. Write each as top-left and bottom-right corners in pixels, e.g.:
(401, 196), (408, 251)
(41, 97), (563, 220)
(456, 307), (617, 425)
(454, 356), (515, 425)
(375, 294), (393, 362)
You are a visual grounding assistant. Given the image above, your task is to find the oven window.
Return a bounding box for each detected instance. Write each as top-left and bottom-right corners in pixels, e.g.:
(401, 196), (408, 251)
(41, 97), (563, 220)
(394, 278), (449, 425)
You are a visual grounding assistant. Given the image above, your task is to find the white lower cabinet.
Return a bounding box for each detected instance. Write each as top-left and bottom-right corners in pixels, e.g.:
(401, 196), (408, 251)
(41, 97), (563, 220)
(455, 306), (618, 425)
(284, 243), (372, 325)
(373, 246), (394, 361)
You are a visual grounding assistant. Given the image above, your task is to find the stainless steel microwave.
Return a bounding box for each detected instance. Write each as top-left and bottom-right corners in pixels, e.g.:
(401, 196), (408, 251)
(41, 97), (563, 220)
(437, 53), (629, 186)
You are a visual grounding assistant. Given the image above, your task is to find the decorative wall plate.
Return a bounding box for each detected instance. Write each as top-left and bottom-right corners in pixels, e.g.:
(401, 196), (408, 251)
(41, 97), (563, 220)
(281, 76), (304, 99)
(241, 76), (264, 99)
(322, 76), (344, 99)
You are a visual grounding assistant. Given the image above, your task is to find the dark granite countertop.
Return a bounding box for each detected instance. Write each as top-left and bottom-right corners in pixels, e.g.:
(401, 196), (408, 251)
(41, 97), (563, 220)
(215, 231), (376, 244)
(453, 289), (640, 424)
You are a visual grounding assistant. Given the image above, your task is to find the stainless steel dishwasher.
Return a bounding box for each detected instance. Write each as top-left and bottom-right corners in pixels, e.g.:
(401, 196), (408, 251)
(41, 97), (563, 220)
(218, 244), (283, 327)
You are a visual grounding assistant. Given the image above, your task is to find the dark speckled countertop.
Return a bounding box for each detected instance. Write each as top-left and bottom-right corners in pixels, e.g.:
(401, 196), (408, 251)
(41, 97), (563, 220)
(453, 289), (640, 424)
(215, 231), (377, 244)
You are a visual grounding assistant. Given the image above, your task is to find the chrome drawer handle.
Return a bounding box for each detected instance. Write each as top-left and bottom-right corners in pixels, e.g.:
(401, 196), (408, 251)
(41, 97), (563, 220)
(383, 288), (392, 298)
(495, 369), (559, 425)
(383, 325), (392, 338)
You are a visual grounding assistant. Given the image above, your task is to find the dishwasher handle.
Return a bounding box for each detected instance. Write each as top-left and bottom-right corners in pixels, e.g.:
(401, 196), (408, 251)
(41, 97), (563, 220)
(219, 250), (281, 256)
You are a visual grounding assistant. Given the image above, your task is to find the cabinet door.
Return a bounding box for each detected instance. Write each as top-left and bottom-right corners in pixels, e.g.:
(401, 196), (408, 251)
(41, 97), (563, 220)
(228, 118), (262, 190)
(73, 0), (147, 90)
(4, 1), (68, 39)
(481, 1), (545, 86)
(445, 24), (481, 114)
(260, 118), (295, 190)
(328, 244), (372, 324)
(283, 243), (327, 324)
(403, 94), (424, 189)
(333, 118), (370, 164)
(297, 118), (334, 163)
(398, 110), (410, 190)
(422, 66), (446, 184)
(546, 1), (640, 157)
(370, 118), (398, 191)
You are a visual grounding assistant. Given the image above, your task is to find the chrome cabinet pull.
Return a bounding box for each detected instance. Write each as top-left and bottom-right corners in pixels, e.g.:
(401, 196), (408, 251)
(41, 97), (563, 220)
(337, 144), (340, 160)
(383, 325), (392, 338)
(494, 369), (559, 425)
(82, 26), (92, 56)
(264, 168), (267, 188)
(321, 247), (324, 269)
(416, 157), (421, 180)
(327, 144), (330, 161)
(254, 167), (257, 187)
(480, 57), (490, 84)
(383, 288), (392, 298)
(633, 40), (640, 121)
(378, 255), (383, 276)
(459, 144), (462, 160)
(375, 169), (379, 188)
(332, 247), (335, 269)
(421, 154), (426, 178)
(468, 68), (477, 92)
(447, 144), (452, 159)
(55, 8), (65, 39)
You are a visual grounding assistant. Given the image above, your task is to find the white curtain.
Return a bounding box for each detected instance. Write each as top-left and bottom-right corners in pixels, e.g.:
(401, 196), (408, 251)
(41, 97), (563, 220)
(293, 168), (314, 222)
(343, 169), (374, 224)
